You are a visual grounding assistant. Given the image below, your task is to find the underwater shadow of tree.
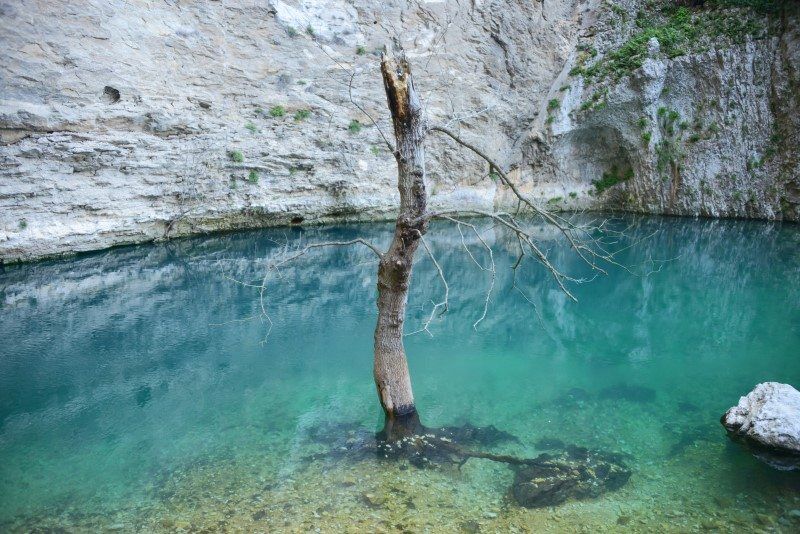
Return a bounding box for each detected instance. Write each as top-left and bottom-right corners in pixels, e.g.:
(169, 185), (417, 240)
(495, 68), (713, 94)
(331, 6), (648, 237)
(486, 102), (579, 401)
(300, 417), (632, 508)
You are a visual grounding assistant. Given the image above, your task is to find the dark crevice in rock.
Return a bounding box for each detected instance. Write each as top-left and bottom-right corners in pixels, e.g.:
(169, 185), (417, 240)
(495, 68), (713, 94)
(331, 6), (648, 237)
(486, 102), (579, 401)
(103, 85), (121, 103)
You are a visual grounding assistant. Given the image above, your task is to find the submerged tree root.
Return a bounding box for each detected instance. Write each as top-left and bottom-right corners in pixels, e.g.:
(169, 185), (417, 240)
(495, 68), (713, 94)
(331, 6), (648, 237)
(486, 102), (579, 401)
(302, 413), (631, 508)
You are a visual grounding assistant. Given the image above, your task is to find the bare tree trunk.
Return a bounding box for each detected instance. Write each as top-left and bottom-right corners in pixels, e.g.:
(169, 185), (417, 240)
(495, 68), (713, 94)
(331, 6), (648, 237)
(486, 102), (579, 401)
(373, 50), (428, 426)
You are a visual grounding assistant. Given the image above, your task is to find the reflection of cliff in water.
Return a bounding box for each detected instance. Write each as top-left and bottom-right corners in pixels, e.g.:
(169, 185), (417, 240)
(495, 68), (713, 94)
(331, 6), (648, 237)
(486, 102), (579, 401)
(1, 216), (799, 427)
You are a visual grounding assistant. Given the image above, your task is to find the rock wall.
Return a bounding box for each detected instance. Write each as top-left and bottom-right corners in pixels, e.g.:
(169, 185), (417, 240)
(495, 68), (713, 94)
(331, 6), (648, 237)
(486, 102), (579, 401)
(530, 0), (800, 219)
(0, 0), (797, 263)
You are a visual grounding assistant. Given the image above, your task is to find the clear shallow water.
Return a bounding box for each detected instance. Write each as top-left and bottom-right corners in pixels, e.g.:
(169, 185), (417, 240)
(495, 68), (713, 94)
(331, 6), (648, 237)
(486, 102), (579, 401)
(1, 215), (799, 532)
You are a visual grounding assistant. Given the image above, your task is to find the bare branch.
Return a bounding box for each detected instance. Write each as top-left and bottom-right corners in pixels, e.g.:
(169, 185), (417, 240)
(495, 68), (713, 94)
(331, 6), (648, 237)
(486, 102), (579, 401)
(439, 216), (496, 330)
(406, 233), (449, 337)
(271, 238), (384, 268)
(430, 209), (579, 301)
(428, 124), (602, 272)
(348, 71), (395, 152)
(223, 238), (383, 343)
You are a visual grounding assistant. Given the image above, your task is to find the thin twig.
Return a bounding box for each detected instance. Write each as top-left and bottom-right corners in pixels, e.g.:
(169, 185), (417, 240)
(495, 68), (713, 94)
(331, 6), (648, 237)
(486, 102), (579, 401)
(406, 233), (449, 337)
(225, 239), (383, 342)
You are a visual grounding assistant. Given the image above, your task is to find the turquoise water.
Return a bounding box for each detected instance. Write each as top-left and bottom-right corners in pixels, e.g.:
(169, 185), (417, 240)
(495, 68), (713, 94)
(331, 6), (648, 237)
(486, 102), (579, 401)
(1, 215), (799, 532)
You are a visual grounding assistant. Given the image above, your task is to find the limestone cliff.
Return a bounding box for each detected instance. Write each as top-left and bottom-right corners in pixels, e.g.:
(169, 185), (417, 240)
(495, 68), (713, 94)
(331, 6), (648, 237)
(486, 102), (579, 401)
(533, 0), (800, 220)
(0, 0), (797, 263)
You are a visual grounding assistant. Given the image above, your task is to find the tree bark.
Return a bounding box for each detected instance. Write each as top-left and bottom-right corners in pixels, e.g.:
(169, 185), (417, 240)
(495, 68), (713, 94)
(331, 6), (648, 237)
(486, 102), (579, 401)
(373, 50), (428, 422)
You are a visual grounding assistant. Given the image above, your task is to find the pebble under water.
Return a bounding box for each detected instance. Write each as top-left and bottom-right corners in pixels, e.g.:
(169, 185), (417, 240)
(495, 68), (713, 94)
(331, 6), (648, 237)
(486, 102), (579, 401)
(1, 215), (799, 532)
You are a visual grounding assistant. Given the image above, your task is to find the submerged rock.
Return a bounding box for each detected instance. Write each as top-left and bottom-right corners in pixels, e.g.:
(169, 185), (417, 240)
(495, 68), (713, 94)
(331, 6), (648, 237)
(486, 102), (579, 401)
(549, 388), (591, 408)
(511, 449), (631, 508)
(677, 401), (700, 412)
(534, 437), (566, 450)
(598, 383), (656, 403)
(721, 382), (800, 470)
(667, 425), (709, 458)
(460, 520), (481, 533)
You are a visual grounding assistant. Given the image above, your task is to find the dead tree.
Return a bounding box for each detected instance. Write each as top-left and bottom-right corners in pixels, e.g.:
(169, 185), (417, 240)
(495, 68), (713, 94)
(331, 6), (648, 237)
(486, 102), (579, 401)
(371, 49), (639, 436)
(244, 49), (638, 440)
(372, 51), (430, 429)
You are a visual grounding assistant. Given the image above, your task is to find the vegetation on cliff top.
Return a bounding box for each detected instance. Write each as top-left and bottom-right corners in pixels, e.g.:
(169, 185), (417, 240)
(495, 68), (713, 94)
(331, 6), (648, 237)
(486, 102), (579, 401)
(572, 0), (793, 84)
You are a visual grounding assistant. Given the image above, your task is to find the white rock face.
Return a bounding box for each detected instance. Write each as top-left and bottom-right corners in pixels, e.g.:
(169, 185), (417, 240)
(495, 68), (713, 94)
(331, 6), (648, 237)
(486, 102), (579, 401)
(0, 0), (590, 263)
(1, 0), (798, 263)
(722, 382), (800, 469)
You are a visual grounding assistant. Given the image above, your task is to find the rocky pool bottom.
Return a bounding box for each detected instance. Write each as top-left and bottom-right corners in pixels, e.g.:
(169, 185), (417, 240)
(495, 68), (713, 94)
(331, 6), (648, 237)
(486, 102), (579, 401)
(1, 216), (799, 532)
(4, 397), (800, 533)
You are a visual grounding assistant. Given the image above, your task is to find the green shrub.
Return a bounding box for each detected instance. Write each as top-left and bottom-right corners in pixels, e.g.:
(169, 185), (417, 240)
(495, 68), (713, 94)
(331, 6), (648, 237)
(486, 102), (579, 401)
(547, 98), (560, 111)
(293, 109), (311, 121)
(269, 106), (285, 118)
(569, 191), (578, 199)
(656, 139), (680, 172)
(286, 27), (298, 38)
(306, 25), (315, 36)
(348, 119), (362, 134)
(18, 219), (27, 230)
(228, 150), (244, 163)
(245, 122), (258, 133)
(642, 131), (652, 145)
(688, 133), (701, 143)
(568, 66), (584, 77)
(356, 45), (366, 55)
(370, 145), (380, 156)
(592, 166), (634, 195)
(248, 170), (259, 183)
(637, 117), (648, 129)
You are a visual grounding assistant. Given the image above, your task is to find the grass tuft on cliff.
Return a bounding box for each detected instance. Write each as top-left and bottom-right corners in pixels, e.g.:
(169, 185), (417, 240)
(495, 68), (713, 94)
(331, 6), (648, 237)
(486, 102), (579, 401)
(294, 109), (311, 121)
(348, 120), (362, 134)
(592, 165), (634, 195)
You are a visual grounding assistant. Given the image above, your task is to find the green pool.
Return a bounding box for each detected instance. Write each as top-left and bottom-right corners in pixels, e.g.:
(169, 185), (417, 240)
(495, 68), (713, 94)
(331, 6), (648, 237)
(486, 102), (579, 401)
(1, 215), (798, 532)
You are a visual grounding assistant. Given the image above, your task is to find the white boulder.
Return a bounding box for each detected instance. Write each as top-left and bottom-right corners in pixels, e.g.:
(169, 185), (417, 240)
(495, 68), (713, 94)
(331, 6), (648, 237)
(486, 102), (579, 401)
(721, 382), (800, 470)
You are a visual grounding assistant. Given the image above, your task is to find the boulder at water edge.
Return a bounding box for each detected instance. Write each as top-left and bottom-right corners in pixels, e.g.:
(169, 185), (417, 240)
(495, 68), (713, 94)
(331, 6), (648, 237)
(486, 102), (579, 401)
(721, 382), (800, 470)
